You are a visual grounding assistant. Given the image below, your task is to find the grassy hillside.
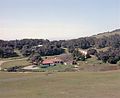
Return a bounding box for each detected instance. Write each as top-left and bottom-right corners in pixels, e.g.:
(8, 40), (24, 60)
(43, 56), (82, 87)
(93, 29), (120, 38)
(0, 72), (120, 98)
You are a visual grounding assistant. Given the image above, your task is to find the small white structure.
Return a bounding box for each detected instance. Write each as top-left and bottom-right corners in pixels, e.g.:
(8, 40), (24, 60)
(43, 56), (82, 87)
(79, 49), (88, 58)
(79, 50), (87, 55)
(37, 45), (43, 47)
(74, 65), (79, 68)
(32, 45), (43, 51)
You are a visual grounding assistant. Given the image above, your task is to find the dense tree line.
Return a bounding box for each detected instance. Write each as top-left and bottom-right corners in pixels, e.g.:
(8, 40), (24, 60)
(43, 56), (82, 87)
(0, 46), (18, 58)
(32, 45), (65, 56)
(0, 39), (50, 58)
(96, 47), (120, 64)
(95, 34), (120, 64)
(62, 37), (96, 53)
(21, 44), (65, 57)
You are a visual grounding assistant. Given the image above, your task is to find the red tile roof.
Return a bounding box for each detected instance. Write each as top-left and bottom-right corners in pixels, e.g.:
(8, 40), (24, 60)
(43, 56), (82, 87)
(42, 58), (63, 64)
(42, 60), (54, 64)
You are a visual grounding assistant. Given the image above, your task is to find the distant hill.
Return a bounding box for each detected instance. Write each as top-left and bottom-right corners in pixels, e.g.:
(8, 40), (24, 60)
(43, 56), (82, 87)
(93, 29), (120, 38)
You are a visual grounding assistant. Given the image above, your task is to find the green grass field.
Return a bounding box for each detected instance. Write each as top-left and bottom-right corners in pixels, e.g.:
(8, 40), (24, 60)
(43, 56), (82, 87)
(36, 64), (74, 72)
(0, 71), (120, 98)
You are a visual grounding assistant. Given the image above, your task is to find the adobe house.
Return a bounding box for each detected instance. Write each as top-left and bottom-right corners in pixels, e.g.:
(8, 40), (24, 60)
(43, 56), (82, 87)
(41, 58), (64, 68)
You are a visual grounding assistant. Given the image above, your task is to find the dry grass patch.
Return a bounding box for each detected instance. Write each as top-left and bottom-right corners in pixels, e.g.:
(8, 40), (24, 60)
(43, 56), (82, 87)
(1, 59), (30, 69)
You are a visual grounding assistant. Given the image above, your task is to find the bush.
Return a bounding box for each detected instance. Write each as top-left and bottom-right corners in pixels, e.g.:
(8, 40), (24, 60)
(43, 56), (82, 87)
(6, 66), (22, 72)
(108, 57), (118, 64)
(87, 49), (97, 55)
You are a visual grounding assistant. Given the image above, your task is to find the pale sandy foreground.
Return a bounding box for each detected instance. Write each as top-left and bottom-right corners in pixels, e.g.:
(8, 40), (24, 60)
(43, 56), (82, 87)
(0, 71), (120, 98)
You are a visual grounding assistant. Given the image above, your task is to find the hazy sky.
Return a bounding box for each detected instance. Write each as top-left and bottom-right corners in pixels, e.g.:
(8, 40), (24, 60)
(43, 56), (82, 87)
(0, 0), (119, 40)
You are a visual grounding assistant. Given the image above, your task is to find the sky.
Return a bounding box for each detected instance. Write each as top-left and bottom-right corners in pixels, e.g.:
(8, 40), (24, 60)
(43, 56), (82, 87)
(0, 0), (120, 40)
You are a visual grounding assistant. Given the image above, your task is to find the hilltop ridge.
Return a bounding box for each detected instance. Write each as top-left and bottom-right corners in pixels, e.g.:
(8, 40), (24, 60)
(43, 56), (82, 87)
(93, 29), (120, 38)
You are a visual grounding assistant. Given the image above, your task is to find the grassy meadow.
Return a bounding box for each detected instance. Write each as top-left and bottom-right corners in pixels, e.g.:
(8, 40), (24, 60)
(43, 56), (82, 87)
(36, 64), (74, 72)
(0, 59), (30, 70)
(0, 71), (120, 98)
